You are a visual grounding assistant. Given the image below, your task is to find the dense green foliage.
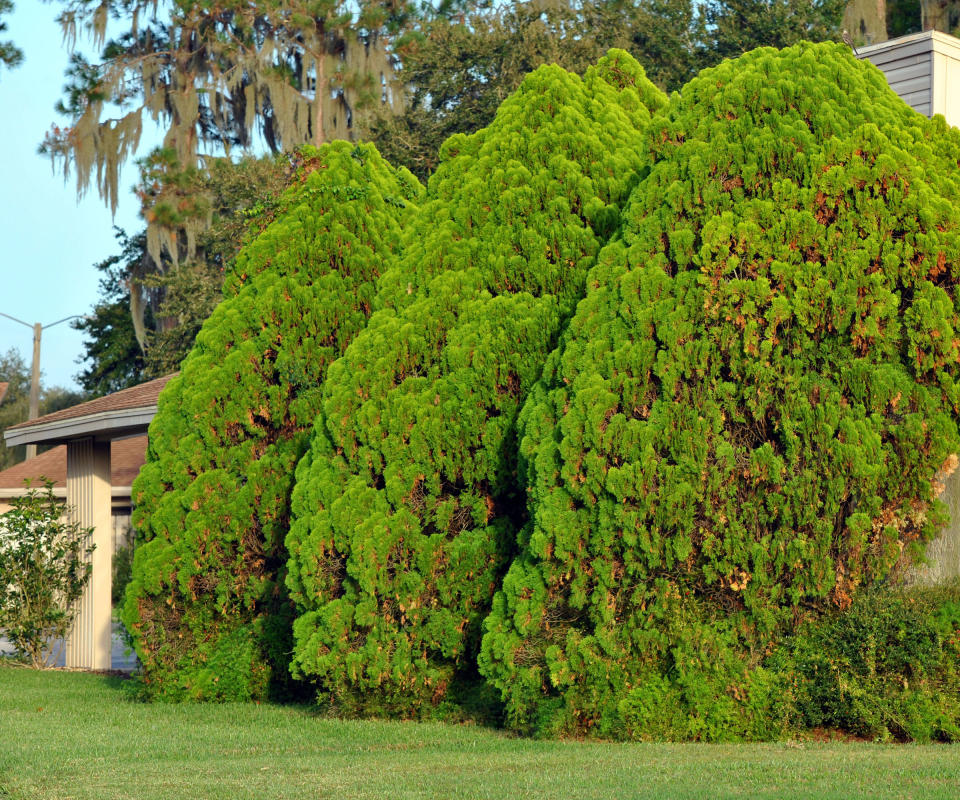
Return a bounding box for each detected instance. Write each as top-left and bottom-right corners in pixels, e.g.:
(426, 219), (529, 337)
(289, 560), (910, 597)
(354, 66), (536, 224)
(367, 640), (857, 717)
(0, 481), (93, 668)
(119, 41), (960, 744)
(285, 51), (667, 715)
(124, 142), (422, 700)
(479, 42), (960, 737)
(785, 584), (960, 742)
(610, 583), (960, 742)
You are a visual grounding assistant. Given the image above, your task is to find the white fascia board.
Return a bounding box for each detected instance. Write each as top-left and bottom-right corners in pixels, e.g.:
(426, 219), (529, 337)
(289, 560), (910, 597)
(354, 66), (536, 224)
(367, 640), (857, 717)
(857, 29), (935, 58)
(0, 487), (67, 502)
(0, 488), (132, 501)
(2, 406), (157, 448)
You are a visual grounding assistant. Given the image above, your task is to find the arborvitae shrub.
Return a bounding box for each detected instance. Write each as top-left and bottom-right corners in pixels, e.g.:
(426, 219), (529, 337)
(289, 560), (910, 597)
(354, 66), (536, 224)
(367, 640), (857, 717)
(286, 51), (667, 714)
(123, 142), (422, 700)
(480, 42), (960, 737)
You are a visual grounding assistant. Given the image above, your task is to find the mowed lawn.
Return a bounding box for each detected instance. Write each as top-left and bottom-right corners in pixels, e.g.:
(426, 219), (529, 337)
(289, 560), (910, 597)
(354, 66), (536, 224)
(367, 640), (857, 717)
(1, 667), (958, 800)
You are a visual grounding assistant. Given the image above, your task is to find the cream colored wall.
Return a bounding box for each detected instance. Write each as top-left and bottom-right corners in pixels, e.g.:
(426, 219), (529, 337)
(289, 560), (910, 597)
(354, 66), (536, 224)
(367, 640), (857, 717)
(0, 497), (132, 553)
(931, 47), (960, 129)
(64, 439), (113, 671)
(911, 467), (960, 585)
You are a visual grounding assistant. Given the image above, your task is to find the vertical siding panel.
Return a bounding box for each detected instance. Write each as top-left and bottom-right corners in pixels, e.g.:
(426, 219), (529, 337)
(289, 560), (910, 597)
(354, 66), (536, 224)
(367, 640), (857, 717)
(65, 438), (112, 669)
(858, 31), (960, 126)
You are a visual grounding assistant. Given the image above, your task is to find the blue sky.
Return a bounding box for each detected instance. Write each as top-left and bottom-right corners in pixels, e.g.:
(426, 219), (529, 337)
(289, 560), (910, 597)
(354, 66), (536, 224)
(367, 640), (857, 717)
(0, 2), (148, 391)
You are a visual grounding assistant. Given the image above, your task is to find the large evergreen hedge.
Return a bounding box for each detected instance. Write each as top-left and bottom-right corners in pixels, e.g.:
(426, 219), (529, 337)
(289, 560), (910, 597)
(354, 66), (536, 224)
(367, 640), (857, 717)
(123, 142), (422, 700)
(285, 51), (667, 714)
(479, 43), (960, 737)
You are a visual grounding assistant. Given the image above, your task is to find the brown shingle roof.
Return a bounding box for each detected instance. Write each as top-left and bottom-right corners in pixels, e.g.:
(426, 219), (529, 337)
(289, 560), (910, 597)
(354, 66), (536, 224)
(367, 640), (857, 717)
(6, 374), (174, 432)
(0, 435), (148, 492)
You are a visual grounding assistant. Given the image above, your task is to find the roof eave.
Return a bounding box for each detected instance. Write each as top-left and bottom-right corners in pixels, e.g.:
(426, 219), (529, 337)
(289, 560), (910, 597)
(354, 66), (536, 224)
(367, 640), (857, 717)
(3, 406), (157, 447)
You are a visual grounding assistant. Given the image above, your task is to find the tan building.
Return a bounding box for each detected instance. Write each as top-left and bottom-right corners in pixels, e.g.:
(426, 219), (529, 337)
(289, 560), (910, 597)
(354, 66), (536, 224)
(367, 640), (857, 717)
(857, 30), (960, 128)
(3, 375), (172, 669)
(0, 435), (148, 553)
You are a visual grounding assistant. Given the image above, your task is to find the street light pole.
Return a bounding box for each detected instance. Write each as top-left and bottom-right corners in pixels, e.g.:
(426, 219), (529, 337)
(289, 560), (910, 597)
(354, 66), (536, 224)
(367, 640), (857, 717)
(1, 312), (86, 460)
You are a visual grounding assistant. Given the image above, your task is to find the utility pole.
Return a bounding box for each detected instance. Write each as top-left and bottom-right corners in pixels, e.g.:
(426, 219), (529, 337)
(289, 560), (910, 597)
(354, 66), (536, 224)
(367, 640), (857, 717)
(0, 312), (85, 460)
(29, 323), (41, 454)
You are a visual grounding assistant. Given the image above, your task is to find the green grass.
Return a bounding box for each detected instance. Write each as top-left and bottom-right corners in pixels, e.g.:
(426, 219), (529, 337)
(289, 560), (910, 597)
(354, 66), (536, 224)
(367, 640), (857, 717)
(0, 666), (958, 800)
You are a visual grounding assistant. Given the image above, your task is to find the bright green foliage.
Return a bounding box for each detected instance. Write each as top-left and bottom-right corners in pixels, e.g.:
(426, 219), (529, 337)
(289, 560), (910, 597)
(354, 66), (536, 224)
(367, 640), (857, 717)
(0, 481), (93, 669)
(123, 142), (422, 700)
(614, 590), (796, 742)
(286, 51), (667, 714)
(480, 43), (960, 736)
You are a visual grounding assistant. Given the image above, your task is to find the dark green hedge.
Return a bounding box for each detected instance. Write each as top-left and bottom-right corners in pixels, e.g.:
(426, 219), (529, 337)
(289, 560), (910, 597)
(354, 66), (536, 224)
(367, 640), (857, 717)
(784, 583), (960, 742)
(123, 142), (422, 700)
(284, 51), (667, 715)
(479, 42), (960, 737)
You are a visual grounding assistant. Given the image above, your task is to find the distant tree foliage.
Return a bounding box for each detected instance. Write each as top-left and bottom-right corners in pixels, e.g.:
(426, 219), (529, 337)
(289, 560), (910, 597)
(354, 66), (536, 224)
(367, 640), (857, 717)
(372, 0), (697, 181)
(42, 0), (413, 293)
(124, 142), (422, 700)
(372, 0), (840, 182)
(0, 350), (85, 468)
(479, 43), (960, 737)
(285, 51), (667, 715)
(702, 0), (845, 63)
(72, 229), (151, 397)
(0, 350), (32, 469)
(0, 0), (21, 74)
(886, 0), (922, 37)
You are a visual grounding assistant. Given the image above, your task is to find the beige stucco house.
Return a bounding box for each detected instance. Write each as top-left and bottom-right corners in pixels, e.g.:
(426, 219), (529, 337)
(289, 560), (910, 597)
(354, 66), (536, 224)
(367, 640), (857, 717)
(0, 435), (147, 553)
(2, 374), (172, 669)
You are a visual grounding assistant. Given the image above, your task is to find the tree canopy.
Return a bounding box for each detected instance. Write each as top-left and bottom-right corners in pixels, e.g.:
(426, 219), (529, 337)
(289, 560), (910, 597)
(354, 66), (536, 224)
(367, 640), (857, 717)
(285, 50), (667, 715)
(43, 0), (412, 272)
(0, 0), (22, 74)
(479, 42), (960, 738)
(124, 141), (422, 700)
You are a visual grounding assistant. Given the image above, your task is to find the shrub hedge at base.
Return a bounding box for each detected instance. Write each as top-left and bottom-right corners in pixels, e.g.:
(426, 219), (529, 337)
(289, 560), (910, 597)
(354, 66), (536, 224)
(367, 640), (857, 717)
(123, 143), (422, 700)
(784, 583), (960, 743)
(285, 51), (667, 715)
(479, 43), (960, 737)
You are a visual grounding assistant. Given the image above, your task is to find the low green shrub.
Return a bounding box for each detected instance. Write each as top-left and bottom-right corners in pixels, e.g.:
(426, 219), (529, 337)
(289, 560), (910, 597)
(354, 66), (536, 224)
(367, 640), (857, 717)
(0, 481), (93, 668)
(782, 583), (960, 742)
(617, 620), (795, 742)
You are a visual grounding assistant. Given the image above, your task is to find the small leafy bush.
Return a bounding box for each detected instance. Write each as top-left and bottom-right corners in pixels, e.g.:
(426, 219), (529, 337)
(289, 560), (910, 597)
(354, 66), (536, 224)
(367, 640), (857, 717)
(616, 603), (795, 742)
(0, 480), (93, 668)
(783, 583), (960, 742)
